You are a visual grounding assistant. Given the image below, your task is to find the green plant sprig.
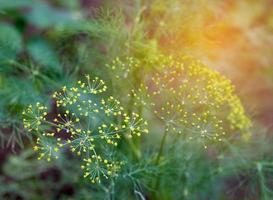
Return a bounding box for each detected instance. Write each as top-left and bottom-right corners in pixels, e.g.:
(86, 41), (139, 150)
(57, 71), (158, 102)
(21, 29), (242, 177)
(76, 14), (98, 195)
(22, 75), (148, 183)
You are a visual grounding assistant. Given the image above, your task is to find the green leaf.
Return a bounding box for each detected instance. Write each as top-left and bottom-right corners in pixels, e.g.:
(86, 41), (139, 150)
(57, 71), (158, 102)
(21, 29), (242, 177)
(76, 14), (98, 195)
(27, 38), (60, 71)
(25, 2), (78, 29)
(0, 77), (46, 114)
(0, 0), (33, 9)
(3, 150), (42, 179)
(0, 23), (22, 62)
(57, 0), (80, 10)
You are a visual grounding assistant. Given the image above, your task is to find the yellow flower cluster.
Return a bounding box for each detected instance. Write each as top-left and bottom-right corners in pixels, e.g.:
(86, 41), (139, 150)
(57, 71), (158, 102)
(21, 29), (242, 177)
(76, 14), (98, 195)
(123, 112), (149, 138)
(22, 75), (148, 183)
(23, 103), (48, 132)
(106, 57), (140, 79)
(81, 156), (123, 183)
(111, 55), (251, 148)
(34, 133), (59, 162)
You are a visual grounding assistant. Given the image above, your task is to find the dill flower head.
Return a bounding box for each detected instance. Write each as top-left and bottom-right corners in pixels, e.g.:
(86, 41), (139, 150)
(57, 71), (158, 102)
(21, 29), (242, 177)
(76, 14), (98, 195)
(22, 75), (148, 183)
(106, 57), (141, 79)
(22, 103), (48, 132)
(110, 55), (251, 148)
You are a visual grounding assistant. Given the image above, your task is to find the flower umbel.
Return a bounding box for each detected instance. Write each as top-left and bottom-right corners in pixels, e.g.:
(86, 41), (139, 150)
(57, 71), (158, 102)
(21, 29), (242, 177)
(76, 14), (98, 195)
(23, 76), (148, 183)
(114, 55), (251, 148)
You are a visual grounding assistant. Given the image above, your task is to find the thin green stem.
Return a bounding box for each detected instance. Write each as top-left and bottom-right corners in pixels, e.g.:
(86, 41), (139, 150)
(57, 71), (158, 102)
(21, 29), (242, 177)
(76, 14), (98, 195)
(257, 162), (269, 200)
(155, 128), (168, 165)
(151, 127), (168, 199)
(125, 136), (141, 161)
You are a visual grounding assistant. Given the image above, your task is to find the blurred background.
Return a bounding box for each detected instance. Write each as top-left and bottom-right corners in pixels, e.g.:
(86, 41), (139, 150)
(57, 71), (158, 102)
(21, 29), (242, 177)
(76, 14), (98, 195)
(0, 0), (272, 199)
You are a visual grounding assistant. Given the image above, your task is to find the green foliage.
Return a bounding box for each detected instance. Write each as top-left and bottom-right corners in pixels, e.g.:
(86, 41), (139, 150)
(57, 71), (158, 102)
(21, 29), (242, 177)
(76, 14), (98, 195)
(27, 38), (61, 72)
(0, 1), (272, 200)
(25, 2), (78, 29)
(0, 0), (34, 10)
(0, 23), (22, 62)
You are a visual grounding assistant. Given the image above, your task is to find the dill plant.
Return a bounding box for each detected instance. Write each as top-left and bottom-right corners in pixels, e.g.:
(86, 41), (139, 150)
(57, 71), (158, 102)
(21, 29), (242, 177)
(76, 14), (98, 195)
(22, 75), (148, 184)
(21, 52), (254, 199)
(18, 53), (272, 200)
(109, 54), (251, 144)
(1, 1), (272, 199)
(107, 53), (252, 198)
